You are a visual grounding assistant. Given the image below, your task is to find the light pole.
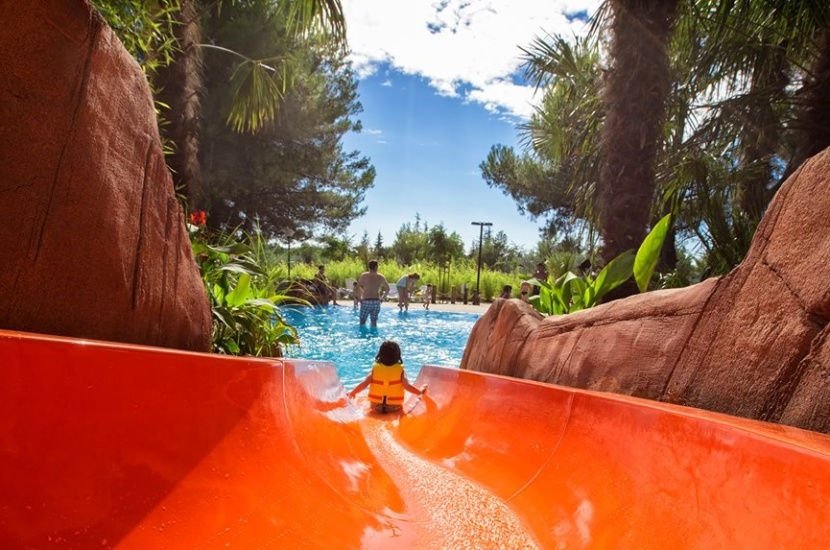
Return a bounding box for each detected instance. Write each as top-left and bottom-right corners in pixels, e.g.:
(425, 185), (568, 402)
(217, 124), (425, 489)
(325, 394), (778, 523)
(471, 221), (492, 305)
(284, 227), (295, 280)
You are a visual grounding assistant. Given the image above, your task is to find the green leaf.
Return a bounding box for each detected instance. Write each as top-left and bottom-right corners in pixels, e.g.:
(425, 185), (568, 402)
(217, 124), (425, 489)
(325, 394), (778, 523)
(582, 285), (595, 308)
(634, 213), (672, 293)
(218, 262), (265, 277)
(226, 273), (252, 308)
(244, 298), (279, 311)
(528, 294), (544, 314)
(592, 251), (635, 303)
(209, 243), (253, 255)
(212, 283), (226, 304)
(212, 306), (236, 330)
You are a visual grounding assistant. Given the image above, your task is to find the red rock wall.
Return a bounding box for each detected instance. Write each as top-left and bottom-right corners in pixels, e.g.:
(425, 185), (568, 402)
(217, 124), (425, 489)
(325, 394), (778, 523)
(463, 148), (830, 434)
(0, 0), (211, 351)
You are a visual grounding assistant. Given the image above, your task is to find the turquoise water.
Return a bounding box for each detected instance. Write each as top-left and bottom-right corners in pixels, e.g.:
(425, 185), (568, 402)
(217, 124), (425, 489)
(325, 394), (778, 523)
(280, 305), (481, 388)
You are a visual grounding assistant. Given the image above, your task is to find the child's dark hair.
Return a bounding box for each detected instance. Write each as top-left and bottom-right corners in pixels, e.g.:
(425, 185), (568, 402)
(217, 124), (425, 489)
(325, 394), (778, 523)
(376, 340), (402, 366)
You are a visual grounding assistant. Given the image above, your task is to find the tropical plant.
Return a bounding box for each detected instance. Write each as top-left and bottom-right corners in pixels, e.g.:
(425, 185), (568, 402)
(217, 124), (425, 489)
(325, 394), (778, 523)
(493, 0), (830, 286)
(190, 217), (302, 356)
(528, 214), (671, 315)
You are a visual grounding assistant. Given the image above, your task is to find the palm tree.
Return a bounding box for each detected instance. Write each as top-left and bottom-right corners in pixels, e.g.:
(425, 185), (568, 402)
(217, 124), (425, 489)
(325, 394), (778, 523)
(520, 34), (604, 229)
(155, 0), (347, 211)
(156, 0), (204, 209)
(517, 0), (830, 281)
(596, 0), (679, 285)
(666, 0), (830, 271)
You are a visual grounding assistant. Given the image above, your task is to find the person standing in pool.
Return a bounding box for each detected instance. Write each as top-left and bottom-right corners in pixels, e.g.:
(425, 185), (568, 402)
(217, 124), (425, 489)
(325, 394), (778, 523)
(395, 272), (420, 311)
(352, 281), (360, 310)
(422, 284), (433, 310)
(357, 259), (390, 326)
(348, 340), (426, 413)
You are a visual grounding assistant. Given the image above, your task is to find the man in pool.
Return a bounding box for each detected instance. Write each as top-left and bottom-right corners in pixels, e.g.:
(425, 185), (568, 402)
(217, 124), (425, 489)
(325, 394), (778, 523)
(357, 259), (390, 327)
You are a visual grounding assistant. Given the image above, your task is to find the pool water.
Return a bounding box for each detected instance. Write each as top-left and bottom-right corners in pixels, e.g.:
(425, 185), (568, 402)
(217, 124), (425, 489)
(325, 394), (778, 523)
(280, 305), (481, 388)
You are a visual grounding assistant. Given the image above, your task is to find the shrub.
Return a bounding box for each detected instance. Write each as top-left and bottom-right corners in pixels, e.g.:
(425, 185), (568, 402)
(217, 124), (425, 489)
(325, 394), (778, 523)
(190, 216), (300, 356)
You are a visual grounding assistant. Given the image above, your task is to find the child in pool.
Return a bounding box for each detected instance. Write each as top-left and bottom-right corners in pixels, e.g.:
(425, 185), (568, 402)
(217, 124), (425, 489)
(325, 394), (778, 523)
(422, 284), (433, 309)
(352, 281), (360, 309)
(348, 340), (426, 413)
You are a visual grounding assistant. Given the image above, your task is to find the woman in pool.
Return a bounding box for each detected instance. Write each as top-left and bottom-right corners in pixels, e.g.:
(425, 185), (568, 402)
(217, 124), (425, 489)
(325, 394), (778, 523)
(348, 340), (426, 413)
(395, 272), (420, 312)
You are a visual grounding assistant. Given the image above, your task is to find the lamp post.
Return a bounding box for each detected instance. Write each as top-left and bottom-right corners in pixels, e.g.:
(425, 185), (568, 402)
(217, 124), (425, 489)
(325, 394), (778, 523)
(471, 221), (492, 305)
(284, 228), (295, 280)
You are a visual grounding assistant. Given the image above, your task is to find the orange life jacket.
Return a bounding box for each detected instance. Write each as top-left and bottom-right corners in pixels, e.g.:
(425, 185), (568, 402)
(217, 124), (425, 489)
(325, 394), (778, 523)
(368, 362), (405, 405)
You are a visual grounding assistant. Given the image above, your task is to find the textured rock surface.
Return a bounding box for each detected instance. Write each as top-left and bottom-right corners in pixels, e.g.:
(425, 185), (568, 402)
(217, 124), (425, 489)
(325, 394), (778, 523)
(0, 0), (211, 351)
(462, 147), (830, 434)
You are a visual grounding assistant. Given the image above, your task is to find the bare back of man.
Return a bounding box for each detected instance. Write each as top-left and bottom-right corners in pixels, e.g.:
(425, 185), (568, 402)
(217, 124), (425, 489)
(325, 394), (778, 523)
(357, 261), (389, 326)
(357, 271), (389, 300)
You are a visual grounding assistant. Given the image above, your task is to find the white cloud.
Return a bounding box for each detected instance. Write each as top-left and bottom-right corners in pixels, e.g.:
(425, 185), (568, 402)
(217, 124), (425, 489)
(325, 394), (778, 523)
(341, 0), (601, 119)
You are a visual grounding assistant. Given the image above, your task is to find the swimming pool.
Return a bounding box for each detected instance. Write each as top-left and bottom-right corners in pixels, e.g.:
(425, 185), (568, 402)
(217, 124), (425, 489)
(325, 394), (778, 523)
(280, 305), (481, 388)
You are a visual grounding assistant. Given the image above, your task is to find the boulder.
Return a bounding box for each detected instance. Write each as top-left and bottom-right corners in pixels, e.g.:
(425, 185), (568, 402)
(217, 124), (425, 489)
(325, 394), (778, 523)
(0, 0), (211, 351)
(462, 147), (830, 434)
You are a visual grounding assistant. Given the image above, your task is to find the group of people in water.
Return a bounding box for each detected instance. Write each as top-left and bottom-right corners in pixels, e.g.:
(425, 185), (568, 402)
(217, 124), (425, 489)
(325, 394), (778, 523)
(327, 259), (551, 326)
(354, 260), (432, 325)
(345, 263), (428, 412)
(346, 260), (550, 414)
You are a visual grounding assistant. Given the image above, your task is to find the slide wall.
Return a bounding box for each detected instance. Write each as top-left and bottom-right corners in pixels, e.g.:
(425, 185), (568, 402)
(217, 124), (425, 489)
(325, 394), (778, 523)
(2, 330), (829, 548)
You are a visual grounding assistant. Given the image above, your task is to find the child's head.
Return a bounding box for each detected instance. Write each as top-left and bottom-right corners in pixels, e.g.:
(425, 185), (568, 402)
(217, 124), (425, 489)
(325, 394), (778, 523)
(376, 340), (402, 366)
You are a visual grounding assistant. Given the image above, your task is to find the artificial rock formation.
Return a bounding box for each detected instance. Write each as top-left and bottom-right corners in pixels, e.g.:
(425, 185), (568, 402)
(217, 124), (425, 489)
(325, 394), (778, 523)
(0, 0), (211, 351)
(463, 147), (830, 434)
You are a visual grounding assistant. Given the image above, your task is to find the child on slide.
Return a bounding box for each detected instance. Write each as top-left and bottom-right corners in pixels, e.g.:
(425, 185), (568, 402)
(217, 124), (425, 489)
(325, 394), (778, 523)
(348, 340), (427, 413)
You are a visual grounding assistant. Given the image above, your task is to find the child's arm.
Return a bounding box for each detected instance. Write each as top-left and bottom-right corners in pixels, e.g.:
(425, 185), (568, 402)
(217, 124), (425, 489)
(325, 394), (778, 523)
(401, 372), (427, 395)
(348, 373), (372, 399)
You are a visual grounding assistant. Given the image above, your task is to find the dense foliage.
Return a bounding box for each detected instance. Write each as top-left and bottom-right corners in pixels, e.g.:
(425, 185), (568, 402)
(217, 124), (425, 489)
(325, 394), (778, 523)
(482, 0), (830, 279)
(93, 0), (369, 242)
(199, 2), (374, 239)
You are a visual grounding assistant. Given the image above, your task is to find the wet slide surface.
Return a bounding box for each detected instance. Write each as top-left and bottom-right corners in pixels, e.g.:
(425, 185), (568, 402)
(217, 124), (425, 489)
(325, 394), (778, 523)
(2, 329), (830, 548)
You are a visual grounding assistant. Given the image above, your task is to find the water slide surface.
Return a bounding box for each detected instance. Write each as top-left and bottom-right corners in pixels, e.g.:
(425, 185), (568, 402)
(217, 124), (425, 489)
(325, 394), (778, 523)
(2, 328), (830, 549)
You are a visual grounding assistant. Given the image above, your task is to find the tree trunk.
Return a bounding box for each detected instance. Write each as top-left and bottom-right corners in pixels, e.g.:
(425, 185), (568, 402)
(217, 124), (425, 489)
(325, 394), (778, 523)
(781, 28), (830, 184)
(597, 0), (678, 297)
(739, 40), (790, 225)
(155, 0), (204, 210)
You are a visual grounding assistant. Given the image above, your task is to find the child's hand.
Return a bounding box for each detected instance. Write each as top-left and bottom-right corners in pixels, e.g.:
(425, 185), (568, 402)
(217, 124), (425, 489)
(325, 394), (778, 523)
(347, 390), (356, 400)
(421, 384), (428, 395)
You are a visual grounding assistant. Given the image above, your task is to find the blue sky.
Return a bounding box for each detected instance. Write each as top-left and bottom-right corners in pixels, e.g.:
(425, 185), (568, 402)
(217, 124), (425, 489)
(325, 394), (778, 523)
(340, 0), (600, 251)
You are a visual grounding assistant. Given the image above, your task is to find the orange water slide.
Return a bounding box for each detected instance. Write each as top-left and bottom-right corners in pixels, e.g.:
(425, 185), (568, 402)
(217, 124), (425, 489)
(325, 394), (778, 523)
(2, 329), (830, 549)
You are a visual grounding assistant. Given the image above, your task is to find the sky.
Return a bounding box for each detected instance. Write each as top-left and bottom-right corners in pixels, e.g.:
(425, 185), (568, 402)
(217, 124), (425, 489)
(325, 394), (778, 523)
(339, 0), (601, 252)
